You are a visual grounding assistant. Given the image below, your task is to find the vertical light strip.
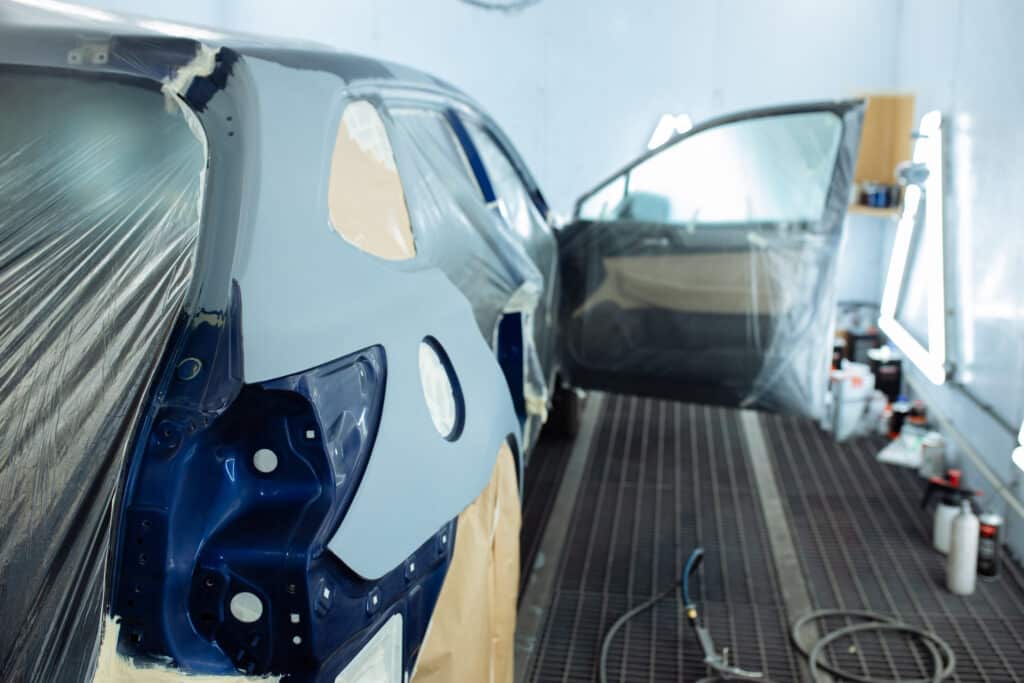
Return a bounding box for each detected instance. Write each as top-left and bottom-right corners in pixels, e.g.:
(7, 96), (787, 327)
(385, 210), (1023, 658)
(920, 112), (947, 365)
(878, 110), (948, 385)
(1014, 420), (1024, 473)
(880, 185), (919, 318)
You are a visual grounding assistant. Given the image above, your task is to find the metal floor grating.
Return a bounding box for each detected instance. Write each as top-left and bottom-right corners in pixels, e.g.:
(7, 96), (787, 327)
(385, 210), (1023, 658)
(761, 412), (1024, 683)
(520, 394), (1024, 682)
(524, 395), (800, 682)
(521, 423), (577, 599)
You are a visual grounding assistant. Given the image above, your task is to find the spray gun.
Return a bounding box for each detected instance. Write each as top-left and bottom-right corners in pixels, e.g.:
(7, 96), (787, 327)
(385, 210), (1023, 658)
(683, 548), (766, 681)
(921, 469), (979, 554)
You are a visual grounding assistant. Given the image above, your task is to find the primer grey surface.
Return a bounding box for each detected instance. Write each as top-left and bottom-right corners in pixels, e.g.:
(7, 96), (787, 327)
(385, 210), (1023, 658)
(234, 58), (521, 579)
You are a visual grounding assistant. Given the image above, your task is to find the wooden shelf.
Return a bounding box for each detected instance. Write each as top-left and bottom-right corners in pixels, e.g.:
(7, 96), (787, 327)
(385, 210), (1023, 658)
(854, 93), (915, 186)
(848, 204), (900, 218)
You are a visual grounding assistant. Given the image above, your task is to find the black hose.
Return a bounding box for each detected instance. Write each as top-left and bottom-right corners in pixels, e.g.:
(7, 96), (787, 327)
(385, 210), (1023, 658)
(682, 546), (704, 607)
(600, 548), (957, 682)
(599, 548), (770, 683)
(598, 585), (677, 683)
(791, 609), (956, 682)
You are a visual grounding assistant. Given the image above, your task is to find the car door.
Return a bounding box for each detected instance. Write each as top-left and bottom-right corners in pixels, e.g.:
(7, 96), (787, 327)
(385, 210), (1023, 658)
(559, 102), (864, 417)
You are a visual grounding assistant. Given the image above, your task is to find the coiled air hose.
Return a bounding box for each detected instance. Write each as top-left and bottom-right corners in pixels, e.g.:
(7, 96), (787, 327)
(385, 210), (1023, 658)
(599, 550), (957, 682)
(791, 609), (956, 682)
(599, 548), (771, 683)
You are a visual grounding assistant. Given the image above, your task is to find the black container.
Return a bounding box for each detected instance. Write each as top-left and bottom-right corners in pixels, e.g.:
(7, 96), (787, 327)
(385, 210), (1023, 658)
(869, 355), (903, 402)
(844, 331), (881, 364)
(889, 400), (911, 437)
(832, 338), (846, 370)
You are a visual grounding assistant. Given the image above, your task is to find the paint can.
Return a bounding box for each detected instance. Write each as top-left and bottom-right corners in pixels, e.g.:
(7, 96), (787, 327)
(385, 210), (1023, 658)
(977, 513), (1004, 579)
(917, 432), (947, 479)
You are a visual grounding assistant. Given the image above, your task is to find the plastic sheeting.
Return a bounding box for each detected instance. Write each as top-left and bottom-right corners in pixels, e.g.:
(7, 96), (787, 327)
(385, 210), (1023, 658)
(386, 105), (553, 437)
(0, 29), (554, 680)
(0, 69), (205, 680)
(462, 118), (560, 439)
(560, 103), (863, 417)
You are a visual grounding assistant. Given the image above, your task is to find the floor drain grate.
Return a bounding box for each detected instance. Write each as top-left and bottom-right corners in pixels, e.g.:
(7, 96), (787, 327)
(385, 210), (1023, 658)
(525, 395), (800, 682)
(761, 412), (1024, 683)
(521, 394), (1024, 682)
(520, 425), (577, 600)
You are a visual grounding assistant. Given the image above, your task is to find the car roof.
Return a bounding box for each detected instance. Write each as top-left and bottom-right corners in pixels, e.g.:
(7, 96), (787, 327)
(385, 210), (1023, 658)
(0, 1), (467, 100)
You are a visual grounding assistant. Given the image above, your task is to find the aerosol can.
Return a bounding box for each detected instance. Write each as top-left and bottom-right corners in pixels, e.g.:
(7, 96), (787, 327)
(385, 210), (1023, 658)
(977, 513), (1004, 580)
(946, 500), (980, 596)
(921, 470), (977, 554)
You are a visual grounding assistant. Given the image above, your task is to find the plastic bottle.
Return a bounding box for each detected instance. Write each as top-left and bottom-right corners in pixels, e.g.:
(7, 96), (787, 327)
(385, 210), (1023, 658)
(922, 470), (973, 554)
(933, 496), (961, 554)
(946, 500), (979, 596)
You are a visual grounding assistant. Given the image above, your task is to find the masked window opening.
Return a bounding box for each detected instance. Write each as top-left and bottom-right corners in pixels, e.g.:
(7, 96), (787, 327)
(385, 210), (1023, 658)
(0, 68), (206, 681)
(460, 122), (553, 435)
(464, 121), (538, 239)
(328, 100), (416, 260)
(390, 107), (477, 186)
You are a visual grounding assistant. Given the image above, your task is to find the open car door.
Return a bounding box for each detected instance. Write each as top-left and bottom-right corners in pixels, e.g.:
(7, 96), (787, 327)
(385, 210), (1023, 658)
(558, 102), (864, 417)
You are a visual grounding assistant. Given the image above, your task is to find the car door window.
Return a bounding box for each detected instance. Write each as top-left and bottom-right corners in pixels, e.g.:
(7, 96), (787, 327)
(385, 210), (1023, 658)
(577, 175), (627, 220)
(579, 112), (843, 228)
(328, 100), (416, 260)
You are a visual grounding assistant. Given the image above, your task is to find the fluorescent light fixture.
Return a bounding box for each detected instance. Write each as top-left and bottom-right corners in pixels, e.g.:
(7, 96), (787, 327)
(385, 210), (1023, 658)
(1012, 420), (1024, 474)
(137, 19), (225, 42)
(647, 113), (693, 150)
(1013, 446), (1024, 474)
(879, 110), (948, 385)
(10, 0), (117, 22)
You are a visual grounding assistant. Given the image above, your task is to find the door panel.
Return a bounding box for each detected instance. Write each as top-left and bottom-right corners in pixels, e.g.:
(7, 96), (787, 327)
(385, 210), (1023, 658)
(561, 102), (864, 417)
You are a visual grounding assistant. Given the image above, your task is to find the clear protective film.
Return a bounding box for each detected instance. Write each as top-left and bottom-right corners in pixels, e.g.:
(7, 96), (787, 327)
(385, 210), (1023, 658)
(560, 103), (863, 418)
(385, 105), (553, 437)
(0, 20), (558, 682)
(0, 69), (205, 679)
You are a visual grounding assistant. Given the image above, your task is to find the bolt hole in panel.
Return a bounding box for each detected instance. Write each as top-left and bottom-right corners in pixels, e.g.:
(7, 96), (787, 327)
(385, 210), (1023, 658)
(104, 52), (526, 681)
(113, 322), (454, 679)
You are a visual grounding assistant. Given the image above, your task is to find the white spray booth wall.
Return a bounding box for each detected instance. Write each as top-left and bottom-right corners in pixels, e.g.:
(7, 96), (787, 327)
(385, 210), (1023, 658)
(894, 0), (1024, 557)
(82, 0), (901, 213)
(82, 0), (1024, 555)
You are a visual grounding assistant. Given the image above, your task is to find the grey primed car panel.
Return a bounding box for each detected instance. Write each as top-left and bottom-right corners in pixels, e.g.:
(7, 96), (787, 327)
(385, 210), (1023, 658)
(236, 57), (522, 577)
